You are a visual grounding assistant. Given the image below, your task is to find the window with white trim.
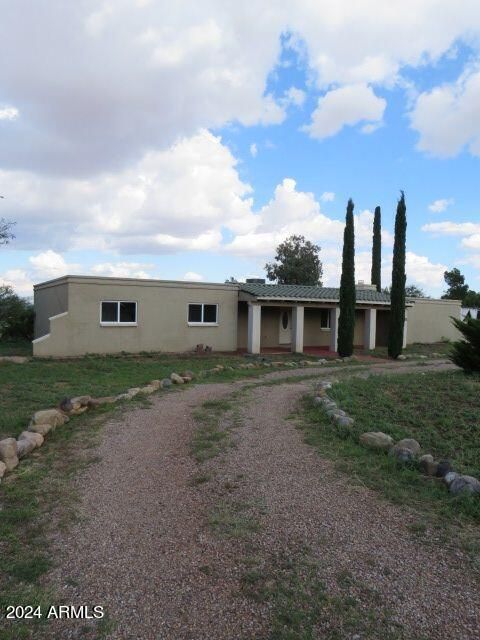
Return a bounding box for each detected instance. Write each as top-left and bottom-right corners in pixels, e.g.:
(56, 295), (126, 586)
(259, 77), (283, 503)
(320, 309), (331, 329)
(101, 301), (137, 325)
(188, 303), (218, 325)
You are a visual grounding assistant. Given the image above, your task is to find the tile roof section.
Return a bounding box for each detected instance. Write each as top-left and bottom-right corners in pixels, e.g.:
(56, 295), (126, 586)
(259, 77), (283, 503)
(240, 283), (391, 303)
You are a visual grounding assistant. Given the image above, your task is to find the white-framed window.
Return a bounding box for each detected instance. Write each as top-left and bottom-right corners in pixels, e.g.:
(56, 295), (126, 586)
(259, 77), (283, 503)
(320, 308), (331, 329)
(100, 301), (137, 326)
(188, 303), (218, 325)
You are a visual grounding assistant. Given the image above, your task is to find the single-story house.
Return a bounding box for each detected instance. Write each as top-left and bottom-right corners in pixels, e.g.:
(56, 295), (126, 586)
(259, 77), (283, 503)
(32, 275), (462, 357)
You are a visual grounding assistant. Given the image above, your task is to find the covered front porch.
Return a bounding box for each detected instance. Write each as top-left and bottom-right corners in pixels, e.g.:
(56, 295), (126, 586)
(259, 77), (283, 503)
(237, 301), (393, 354)
(237, 282), (401, 355)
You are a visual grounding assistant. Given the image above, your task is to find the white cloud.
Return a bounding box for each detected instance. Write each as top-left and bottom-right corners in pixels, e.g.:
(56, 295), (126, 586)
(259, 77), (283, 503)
(249, 143), (258, 157)
(0, 130), (254, 253)
(462, 234), (480, 250)
(1, 250), (80, 296)
(320, 191), (335, 202)
(361, 121), (384, 134)
(283, 86), (306, 107)
(411, 66), (480, 157)
(226, 179), (393, 259)
(0, 105), (18, 121)
(183, 271), (204, 281)
(0, 269), (33, 297)
(428, 198), (454, 213)
(1, 2), (480, 173)
(303, 84), (386, 139)
(29, 250), (80, 280)
(405, 251), (447, 288)
(90, 262), (155, 279)
(422, 221), (480, 236)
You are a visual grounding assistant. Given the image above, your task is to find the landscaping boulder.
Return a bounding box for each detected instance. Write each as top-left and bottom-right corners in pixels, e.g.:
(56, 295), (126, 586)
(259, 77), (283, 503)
(71, 395), (92, 407)
(69, 406), (89, 416)
(0, 355), (28, 363)
(436, 460), (453, 478)
(59, 397), (79, 413)
(149, 380), (162, 391)
(170, 372), (184, 384)
(418, 454), (438, 476)
(397, 354), (407, 361)
(447, 474), (480, 496)
(0, 438), (19, 471)
(19, 431), (44, 448)
(335, 416), (354, 427)
(396, 438), (421, 456)
(0, 460), (6, 479)
(181, 376), (192, 383)
(30, 408), (69, 429)
(16, 438), (35, 458)
(359, 432), (394, 451)
(443, 471), (458, 486)
(318, 381), (332, 390)
(161, 378), (173, 388)
(88, 396), (116, 407)
(28, 423), (53, 436)
(389, 445), (416, 463)
(126, 387), (141, 398)
(139, 385), (157, 395)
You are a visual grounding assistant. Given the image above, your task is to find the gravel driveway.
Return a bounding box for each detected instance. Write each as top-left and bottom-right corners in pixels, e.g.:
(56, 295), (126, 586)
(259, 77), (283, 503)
(45, 361), (479, 639)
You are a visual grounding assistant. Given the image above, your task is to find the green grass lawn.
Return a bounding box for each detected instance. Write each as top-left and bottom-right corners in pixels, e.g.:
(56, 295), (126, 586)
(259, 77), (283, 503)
(301, 370), (480, 527)
(365, 341), (453, 359)
(0, 350), (328, 441)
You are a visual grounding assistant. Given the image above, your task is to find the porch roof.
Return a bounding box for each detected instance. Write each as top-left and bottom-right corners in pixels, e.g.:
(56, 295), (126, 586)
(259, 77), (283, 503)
(239, 283), (392, 305)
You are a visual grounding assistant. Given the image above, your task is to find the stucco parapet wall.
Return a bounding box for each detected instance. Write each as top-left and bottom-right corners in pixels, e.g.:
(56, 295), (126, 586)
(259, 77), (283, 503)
(33, 275), (240, 292)
(407, 297), (461, 306)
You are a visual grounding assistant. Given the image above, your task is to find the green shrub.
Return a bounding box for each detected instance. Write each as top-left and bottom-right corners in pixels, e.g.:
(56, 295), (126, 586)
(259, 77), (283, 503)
(0, 286), (34, 340)
(450, 316), (480, 373)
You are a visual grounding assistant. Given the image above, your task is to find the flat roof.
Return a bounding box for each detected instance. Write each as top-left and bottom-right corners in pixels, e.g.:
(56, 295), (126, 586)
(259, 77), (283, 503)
(33, 275), (240, 290)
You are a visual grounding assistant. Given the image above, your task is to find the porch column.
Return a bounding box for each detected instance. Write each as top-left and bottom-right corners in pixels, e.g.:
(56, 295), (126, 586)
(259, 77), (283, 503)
(364, 308), (377, 350)
(403, 311), (408, 349)
(330, 307), (340, 353)
(291, 305), (304, 353)
(247, 303), (261, 354)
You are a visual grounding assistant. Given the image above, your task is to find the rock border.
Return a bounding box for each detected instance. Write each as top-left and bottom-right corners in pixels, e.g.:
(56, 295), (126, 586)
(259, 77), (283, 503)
(0, 355), (335, 483)
(312, 383), (480, 498)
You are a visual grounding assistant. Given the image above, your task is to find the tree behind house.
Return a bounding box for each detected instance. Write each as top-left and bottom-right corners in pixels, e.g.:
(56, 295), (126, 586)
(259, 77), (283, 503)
(265, 234), (322, 285)
(371, 205), (381, 292)
(388, 192), (407, 358)
(337, 199), (356, 357)
(442, 268), (469, 301)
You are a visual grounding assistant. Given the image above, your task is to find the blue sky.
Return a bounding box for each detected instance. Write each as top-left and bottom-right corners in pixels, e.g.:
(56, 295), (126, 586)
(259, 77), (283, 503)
(0, 2), (479, 297)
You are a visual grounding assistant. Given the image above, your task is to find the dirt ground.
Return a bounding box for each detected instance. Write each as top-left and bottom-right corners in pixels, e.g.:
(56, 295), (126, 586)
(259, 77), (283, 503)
(44, 361), (479, 639)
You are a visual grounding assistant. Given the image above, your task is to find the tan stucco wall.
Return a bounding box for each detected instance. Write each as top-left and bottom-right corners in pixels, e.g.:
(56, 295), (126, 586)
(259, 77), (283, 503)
(406, 298), (461, 344)
(34, 281), (68, 338)
(304, 308), (331, 346)
(33, 277), (239, 357)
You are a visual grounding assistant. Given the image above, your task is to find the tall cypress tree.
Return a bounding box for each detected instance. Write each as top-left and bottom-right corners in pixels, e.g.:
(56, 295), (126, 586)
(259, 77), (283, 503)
(371, 205), (381, 292)
(337, 199), (356, 357)
(388, 192), (407, 358)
